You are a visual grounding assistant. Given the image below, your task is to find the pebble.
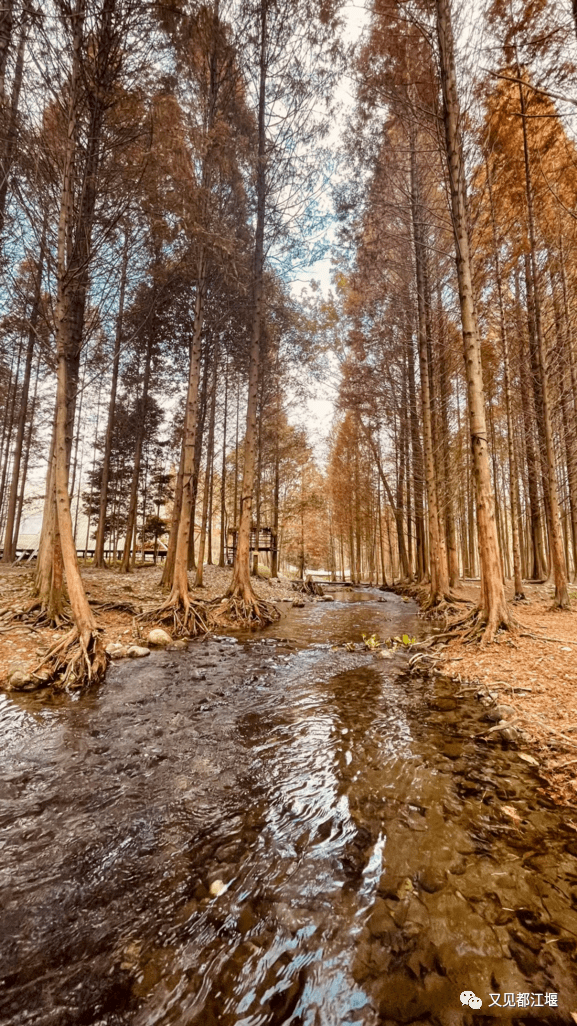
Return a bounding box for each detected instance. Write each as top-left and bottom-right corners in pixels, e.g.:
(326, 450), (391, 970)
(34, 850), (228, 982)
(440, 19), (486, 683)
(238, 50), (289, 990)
(5, 663), (38, 691)
(485, 704), (516, 722)
(418, 867), (447, 893)
(106, 643), (128, 659)
(147, 628), (172, 647)
(209, 879), (226, 897)
(497, 724), (519, 742)
(126, 645), (150, 658)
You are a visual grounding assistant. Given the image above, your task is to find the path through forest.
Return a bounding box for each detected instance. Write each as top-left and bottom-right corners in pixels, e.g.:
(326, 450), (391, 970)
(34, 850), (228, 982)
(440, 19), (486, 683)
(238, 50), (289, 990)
(1, 591), (577, 1025)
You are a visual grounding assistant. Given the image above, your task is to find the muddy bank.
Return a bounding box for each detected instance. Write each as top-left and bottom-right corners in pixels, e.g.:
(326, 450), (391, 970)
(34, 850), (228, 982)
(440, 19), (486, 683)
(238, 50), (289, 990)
(0, 564), (298, 691)
(1, 589), (577, 1025)
(392, 578), (577, 808)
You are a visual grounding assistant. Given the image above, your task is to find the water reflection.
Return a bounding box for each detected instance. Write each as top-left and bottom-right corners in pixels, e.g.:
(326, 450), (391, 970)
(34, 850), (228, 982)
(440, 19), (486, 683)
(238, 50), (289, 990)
(1, 591), (576, 1025)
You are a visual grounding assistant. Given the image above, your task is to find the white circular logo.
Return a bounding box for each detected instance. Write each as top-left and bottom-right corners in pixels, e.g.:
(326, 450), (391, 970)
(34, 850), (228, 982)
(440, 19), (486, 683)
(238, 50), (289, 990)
(460, 991), (476, 1006)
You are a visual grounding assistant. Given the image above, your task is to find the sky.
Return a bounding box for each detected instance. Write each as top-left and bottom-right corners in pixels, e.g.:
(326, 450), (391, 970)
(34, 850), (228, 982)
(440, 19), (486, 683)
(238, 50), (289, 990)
(288, 3), (370, 457)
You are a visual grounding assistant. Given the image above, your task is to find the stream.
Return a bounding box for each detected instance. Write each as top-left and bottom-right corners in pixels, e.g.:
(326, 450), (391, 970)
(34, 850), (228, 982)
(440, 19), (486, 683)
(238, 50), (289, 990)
(1, 588), (577, 1025)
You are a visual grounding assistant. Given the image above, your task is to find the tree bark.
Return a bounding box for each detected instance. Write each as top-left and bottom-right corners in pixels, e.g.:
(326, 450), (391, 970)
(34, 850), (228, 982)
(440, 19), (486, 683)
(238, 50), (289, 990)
(195, 347), (218, 587)
(163, 257), (206, 605)
(218, 357), (228, 567)
(0, 2), (28, 235)
(437, 295), (459, 587)
(188, 345), (211, 570)
(410, 128), (450, 604)
(120, 327), (154, 573)
(486, 160), (524, 598)
(93, 231), (128, 567)
(226, 0), (268, 613)
(517, 71), (569, 607)
(435, 0), (510, 637)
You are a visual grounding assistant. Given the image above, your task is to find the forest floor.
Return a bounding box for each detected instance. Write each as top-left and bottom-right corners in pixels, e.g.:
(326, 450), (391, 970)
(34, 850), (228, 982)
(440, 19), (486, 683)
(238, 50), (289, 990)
(0, 563), (297, 689)
(434, 579), (577, 807)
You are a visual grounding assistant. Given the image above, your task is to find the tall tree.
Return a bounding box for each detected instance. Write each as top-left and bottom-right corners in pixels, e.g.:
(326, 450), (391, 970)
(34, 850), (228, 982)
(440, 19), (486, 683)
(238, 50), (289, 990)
(434, 0), (511, 639)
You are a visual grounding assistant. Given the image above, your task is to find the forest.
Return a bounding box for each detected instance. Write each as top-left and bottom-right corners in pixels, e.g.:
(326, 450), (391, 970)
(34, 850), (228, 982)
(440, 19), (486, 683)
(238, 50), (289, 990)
(3, 1), (577, 1023)
(0, 0), (576, 684)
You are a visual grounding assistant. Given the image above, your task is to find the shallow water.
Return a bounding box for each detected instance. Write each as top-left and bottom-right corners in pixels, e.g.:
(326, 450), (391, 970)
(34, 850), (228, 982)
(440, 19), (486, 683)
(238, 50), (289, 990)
(1, 589), (576, 1026)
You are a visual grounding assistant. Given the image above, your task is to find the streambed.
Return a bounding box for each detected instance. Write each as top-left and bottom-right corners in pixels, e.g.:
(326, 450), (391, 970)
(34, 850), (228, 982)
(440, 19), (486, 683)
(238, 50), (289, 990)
(1, 589), (576, 1025)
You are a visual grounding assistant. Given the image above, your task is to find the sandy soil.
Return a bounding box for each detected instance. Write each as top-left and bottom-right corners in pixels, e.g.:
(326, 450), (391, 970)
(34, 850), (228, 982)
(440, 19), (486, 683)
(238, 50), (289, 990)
(0, 563), (298, 688)
(434, 579), (577, 806)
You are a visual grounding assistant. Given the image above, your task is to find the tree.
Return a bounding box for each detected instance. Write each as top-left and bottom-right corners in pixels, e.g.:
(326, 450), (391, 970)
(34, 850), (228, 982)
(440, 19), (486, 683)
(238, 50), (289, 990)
(434, 0), (512, 640)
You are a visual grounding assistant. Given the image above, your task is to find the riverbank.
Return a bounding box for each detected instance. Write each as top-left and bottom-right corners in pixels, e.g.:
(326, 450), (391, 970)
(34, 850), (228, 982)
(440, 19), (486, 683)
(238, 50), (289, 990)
(0, 564), (298, 690)
(413, 579), (577, 807)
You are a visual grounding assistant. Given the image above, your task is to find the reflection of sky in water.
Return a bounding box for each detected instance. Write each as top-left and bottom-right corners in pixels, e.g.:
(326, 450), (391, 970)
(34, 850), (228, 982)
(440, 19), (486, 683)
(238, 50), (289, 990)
(0, 592), (432, 1026)
(221, 652), (413, 1026)
(275, 589), (420, 649)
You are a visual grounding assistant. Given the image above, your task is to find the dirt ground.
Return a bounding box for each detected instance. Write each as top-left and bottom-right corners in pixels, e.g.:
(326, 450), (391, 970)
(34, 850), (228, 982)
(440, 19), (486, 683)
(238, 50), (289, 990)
(435, 579), (577, 807)
(0, 562), (297, 689)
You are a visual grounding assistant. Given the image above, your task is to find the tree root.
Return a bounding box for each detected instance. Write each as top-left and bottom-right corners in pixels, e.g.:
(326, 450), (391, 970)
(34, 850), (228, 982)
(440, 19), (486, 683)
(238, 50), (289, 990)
(138, 595), (210, 638)
(210, 594), (280, 629)
(32, 627), (107, 690)
(0, 599), (72, 630)
(293, 579), (324, 597)
(393, 580), (473, 618)
(422, 596), (473, 618)
(92, 600), (139, 615)
(434, 606), (520, 646)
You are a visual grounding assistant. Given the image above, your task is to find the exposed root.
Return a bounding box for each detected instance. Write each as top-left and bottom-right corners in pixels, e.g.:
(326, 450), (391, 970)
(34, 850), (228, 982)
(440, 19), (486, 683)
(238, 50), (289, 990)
(32, 627), (107, 691)
(210, 594), (280, 629)
(434, 605), (520, 646)
(407, 584), (474, 619)
(293, 578), (324, 597)
(92, 600), (139, 615)
(0, 599), (72, 630)
(138, 594), (210, 638)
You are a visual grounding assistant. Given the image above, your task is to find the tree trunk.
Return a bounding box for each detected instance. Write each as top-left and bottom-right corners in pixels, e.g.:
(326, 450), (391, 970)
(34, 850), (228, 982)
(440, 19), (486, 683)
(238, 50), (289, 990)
(437, 295), (459, 588)
(93, 231), (128, 567)
(0, 0), (12, 104)
(362, 421), (410, 578)
(517, 72), (569, 607)
(271, 415), (280, 577)
(0, 1), (28, 235)
(188, 342), (211, 571)
(0, 330), (23, 544)
(410, 128), (450, 604)
(13, 349), (40, 551)
(195, 348), (218, 587)
(226, 0), (272, 622)
(162, 258), (206, 607)
(252, 376), (264, 577)
(435, 0), (510, 637)
(486, 160), (524, 597)
(406, 330), (426, 580)
(120, 328), (154, 573)
(218, 358), (228, 567)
